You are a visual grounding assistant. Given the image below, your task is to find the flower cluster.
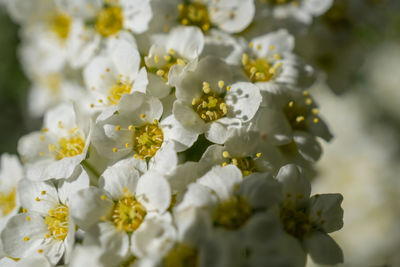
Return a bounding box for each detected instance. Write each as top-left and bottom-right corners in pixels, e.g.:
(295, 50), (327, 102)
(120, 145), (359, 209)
(0, 0), (343, 266)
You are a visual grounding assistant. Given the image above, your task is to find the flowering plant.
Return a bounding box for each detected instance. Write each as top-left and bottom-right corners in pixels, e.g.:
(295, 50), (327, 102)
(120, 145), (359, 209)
(0, 0), (343, 266)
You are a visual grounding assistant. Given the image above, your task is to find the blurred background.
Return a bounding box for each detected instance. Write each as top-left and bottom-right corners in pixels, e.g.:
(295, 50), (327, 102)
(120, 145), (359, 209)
(0, 0), (399, 266)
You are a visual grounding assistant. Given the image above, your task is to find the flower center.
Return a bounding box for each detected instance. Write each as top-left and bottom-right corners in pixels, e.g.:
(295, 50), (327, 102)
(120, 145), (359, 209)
(280, 201), (312, 239)
(213, 196), (252, 230)
(49, 135), (85, 160)
(49, 13), (71, 40)
(111, 196), (146, 233)
(44, 204), (69, 241)
(108, 83), (132, 106)
(228, 157), (257, 177)
(147, 49), (187, 82)
(96, 6), (124, 37)
(192, 84), (227, 123)
(0, 188), (16, 216)
(164, 243), (199, 267)
(242, 53), (282, 83)
(177, 2), (211, 32)
(134, 123), (164, 159)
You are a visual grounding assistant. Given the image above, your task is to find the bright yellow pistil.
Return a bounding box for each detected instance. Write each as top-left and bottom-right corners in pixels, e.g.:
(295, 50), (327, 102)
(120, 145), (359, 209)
(48, 135), (85, 161)
(280, 200), (312, 239)
(178, 2), (211, 32)
(44, 204), (69, 241)
(96, 6), (124, 37)
(164, 243), (199, 267)
(213, 196), (252, 230)
(242, 53), (282, 82)
(111, 196), (146, 233)
(192, 82), (228, 122)
(0, 188), (16, 216)
(108, 83), (132, 105)
(49, 13), (71, 40)
(134, 123), (164, 159)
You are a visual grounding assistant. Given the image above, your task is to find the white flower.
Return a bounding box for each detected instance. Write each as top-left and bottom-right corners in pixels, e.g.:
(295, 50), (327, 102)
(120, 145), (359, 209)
(18, 103), (91, 181)
(234, 29), (315, 105)
(199, 129), (282, 177)
(275, 164), (344, 265)
(0, 168), (89, 265)
(92, 92), (197, 174)
(63, 0), (152, 68)
(84, 36), (147, 115)
(253, 89), (332, 162)
(255, 0), (333, 26)
(69, 158), (171, 266)
(149, 0), (254, 34)
(0, 154), (23, 228)
(173, 56), (262, 144)
(144, 26), (204, 99)
(0, 254), (51, 267)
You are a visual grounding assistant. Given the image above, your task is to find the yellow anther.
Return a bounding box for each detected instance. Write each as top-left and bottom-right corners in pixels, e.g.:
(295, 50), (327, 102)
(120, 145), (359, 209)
(242, 53), (249, 65)
(250, 67), (257, 74)
(90, 104), (95, 108)
(288, 101), (294, 108)
(222, 162), (228, 167)
(128, 125), (135, 131)
(178, 4), (184, 11)
(115, 125), (121, 131)
(40, 136), (45, 141)
(101, 216), (107, 221)
(113, 148), (118, 153)
(203, 86), (211, 94)
(192, 98), (197, 105)
(296, 116), (305, 123)
(35, 197), (40, 202)
(302, 90), (309, 97)
(101, 195), (107, 200)
(133, 154), (139, 159)
(164, 55), (172, 61)
(122, 187), (128, 193)
(38, 249), (43, 254)
(257, 44), (262, 50)
(232, 158), (238, 166)
(249, 42), (254, 48)
(218, 80), (225, 89)
(226, 86), (231, 91)
(156, 69), (165, 76)
(177, 58), (186, 65)
(169, 49), (175, 55)
(98, 99), (103, 103)
(313, 118), (319, 123)
(125, 143), (130, 148)
(222, 151), (230, 158)
(154, 55), (159, 63)
(140, 114), (146, 120)
(201, 114), (206, 119)
(312, 108), (319, 115)
(274, 54), (281, 60)
(41, 191), (46, 195)
(269, 45), (275, 50)
(45, 234), (50, 239)
(26, 216), (31, 221)
(22, 208), (27, 213)
(39, 152), (44, 156)
(305, 98), (312, 105)
(24, 237), (30, 242)
(256, 153), (262, 158)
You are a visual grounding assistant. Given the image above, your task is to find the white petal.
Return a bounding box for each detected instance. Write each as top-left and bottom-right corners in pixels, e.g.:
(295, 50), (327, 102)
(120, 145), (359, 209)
(121, 0), (152, 34)
(69, 187), (113, 231)
(197, 165), (242, 200)
(110, 38), (140, 82)
(149, 141), (178, 175)
(118, 92), (163, 126)
(205, 121), (231, 144)
(211, 0), (255, 33)
(161, 115), (199, 152)
(100, 158), (141, 200)
(304, 231), (344, 265)
(18, 179), (58, 215)
(172, 101), (207, 134)
(57, 167), (90, 205)
(276, 164), (311, 201)
(166, 26), (204, 60)
(293, 131), (322, 162)
(251, 29), (295, 57)
(309, 194), (344, 233)
(136, 171), (171, 213)
(225, 82), (262, 122)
